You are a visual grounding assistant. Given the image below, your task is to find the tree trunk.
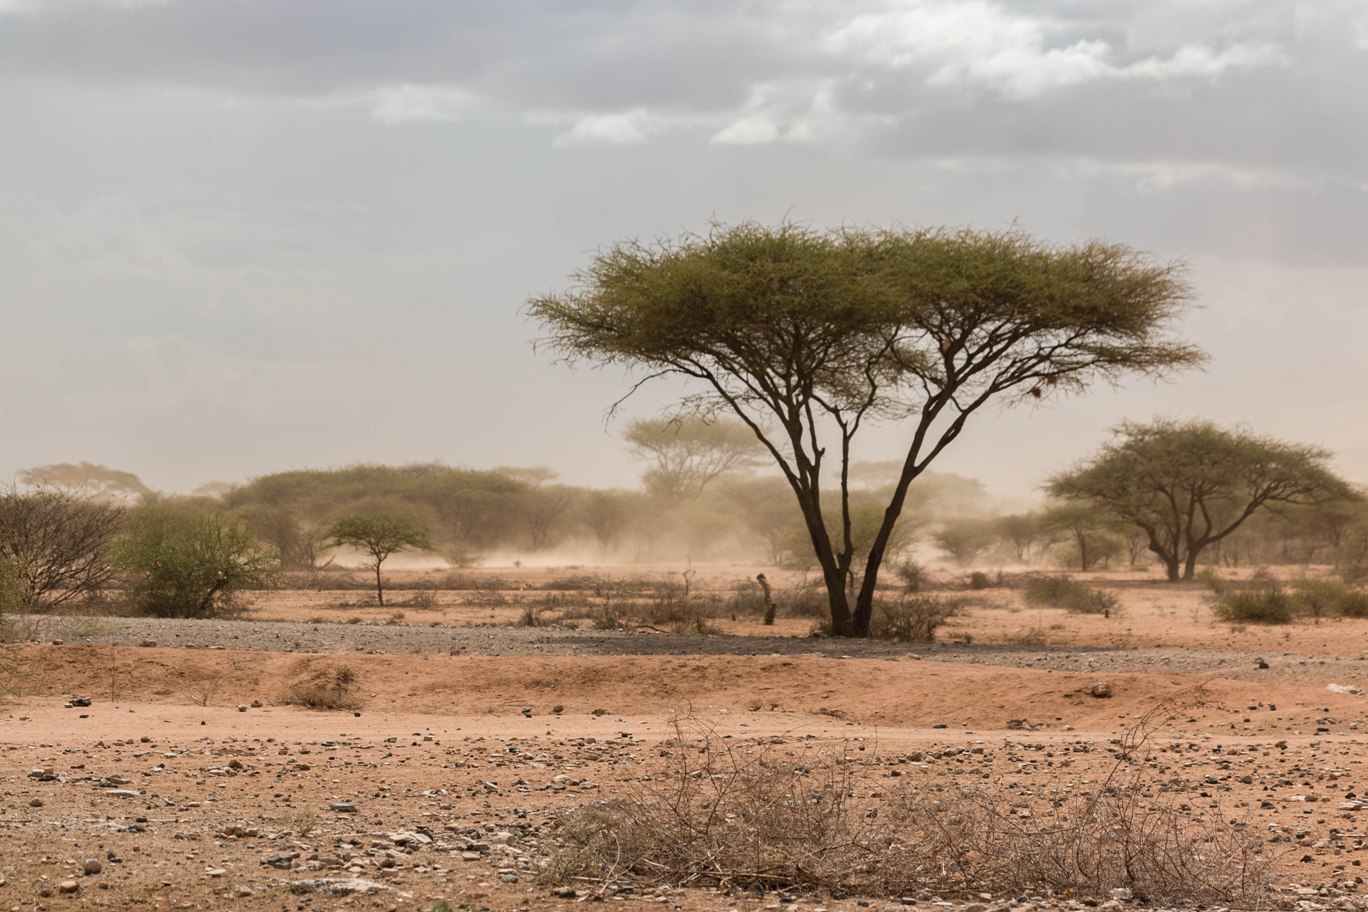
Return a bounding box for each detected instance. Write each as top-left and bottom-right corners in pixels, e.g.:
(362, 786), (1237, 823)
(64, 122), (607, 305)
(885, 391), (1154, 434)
(823, 564), (854, 635)
(374, 563), (385, 607)
(1182, 551), (1199, 580)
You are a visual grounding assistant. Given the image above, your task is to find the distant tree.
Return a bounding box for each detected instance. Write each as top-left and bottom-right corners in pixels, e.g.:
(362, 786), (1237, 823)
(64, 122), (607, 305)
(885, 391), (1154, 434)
(531, 221), (1199, 634)
(579, 490), (635, 554)
(19, 462), (152, 502)
(932, 517), (997, 566)
(240, 506), (325, 571)
(1039, 502), (1121, 572)
(119, 505), (278, 619)
(1049, 420), (1358, 581)
(625, 416), (766, 501)
(325, 515), (433, 607)
(994, 512), (1046, 564)
(722, 476), (803, 564)
(0, 488), (124, 608)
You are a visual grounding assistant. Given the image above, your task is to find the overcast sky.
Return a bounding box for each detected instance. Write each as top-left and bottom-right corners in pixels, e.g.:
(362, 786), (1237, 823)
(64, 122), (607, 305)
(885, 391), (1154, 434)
(2, 0), (1366, 498)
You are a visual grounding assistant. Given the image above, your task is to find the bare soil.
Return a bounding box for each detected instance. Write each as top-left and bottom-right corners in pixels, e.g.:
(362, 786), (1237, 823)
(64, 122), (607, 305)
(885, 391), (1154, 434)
(2, 566), (1367, 911)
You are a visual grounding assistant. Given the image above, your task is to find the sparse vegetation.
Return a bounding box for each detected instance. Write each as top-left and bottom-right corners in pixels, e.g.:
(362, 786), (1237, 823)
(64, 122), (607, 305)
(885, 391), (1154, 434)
(547, 698), (1269, 904)
(867, 595), (960, 642)
(1023, 576), (1118, 615)
(282, 665), (363, 711)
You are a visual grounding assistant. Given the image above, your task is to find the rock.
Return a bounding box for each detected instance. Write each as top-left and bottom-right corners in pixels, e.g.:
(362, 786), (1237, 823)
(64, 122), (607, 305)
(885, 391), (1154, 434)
(67, 697), (91, 707)
(105, 788), (140, 799)
(329, 802), (358, 813)
(1328, 683), (1363, 695)
(263, 852), (299, 869)
(1090, 682), (1114, 699)
(238, 704), (248, 712)
(251, 699), (263, 708)
(82, 858), (103, 876)
(58, 880), (79, 894)
(1256, 657), (1270, 669)
(206, 867), (227, 878)
(521, 705), (533, 717)
(288, 877), (387, 896)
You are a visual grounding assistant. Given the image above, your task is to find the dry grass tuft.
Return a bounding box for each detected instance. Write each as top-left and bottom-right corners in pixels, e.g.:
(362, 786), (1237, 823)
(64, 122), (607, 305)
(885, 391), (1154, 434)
(281, 665), (363, 711)
(545, 688), (1273, 906)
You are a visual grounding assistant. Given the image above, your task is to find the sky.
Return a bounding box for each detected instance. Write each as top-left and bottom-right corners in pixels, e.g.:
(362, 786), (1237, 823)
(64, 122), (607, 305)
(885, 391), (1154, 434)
(2, 0), (1366, 500)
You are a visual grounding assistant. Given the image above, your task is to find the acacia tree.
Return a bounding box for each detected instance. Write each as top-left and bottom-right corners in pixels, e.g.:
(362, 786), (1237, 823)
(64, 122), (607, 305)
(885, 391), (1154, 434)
(1048, 420), (1358, 581)
(625, 416), (766, 501)
(529, 222), (1200, 636)
(325, 515), (432, 606)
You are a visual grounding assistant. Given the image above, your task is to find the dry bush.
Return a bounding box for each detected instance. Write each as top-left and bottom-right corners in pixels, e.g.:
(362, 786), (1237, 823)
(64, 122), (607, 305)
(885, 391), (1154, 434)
(868, 595), (960, 643)
(1024, 576), (1118, 615)
(1210, 573), (1295, 624)
(281, 665), (363, 711)
(546, 692), (1273, 906)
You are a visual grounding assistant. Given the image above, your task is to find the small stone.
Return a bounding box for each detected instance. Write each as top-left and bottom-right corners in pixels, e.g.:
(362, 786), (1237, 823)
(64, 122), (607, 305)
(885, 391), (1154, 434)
(521, 705), (532, 717)
(58, 879), (80, 894)
(251, 699), (263, 708)
(29, 798), (43, 808)
(105, 788), (140, 799)
(1090, 682), (1114, 699)
(206, 867), (227, 878)
(329, 802), (357, 813)
(238, 704), (248, 712)
(82, 858), (103, 876)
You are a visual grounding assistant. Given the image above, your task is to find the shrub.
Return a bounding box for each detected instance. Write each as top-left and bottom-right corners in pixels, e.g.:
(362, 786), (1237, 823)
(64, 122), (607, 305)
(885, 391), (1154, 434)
(282, 665), (362, 711)
(967, 570), (992, 590)
(868, 595), (960, 643)
(0, 488), (124, 609)
(894, 560), (928, 593)
(1023, 576), (1118, 615)
(546, 701), (1270, 904)
(118, 506), (279, 618)
(1212, 577), (1295, 624)
(1288, 579), (1368, 620)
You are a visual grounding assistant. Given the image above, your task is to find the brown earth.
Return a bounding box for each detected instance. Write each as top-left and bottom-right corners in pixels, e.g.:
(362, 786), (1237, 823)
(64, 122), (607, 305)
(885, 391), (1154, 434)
(2, 566), (1367, 912)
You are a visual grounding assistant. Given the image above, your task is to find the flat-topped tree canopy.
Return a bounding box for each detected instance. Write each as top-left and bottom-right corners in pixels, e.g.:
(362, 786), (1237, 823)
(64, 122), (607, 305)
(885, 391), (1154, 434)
(529, 221), (1202, 636)
(1049, 419), (1360, 581)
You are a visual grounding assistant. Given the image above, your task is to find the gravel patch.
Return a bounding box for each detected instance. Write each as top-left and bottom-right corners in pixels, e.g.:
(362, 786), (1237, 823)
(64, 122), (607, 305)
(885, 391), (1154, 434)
(33, 614), (1368, 686)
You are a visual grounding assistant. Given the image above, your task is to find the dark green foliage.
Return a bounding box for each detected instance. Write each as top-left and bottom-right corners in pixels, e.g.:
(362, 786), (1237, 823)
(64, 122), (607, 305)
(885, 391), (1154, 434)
(1024, 576), (1118, 615)
(119, 506), (278, 619)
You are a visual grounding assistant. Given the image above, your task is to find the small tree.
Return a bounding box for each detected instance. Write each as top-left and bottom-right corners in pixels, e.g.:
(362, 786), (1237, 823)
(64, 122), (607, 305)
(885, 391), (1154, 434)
(1049, 420), (1358, 581)
(325, 515), (432, 606)
(119, 506), (278, 618)
(0, 488), (125, 608)
(531, 222), (1199, 635)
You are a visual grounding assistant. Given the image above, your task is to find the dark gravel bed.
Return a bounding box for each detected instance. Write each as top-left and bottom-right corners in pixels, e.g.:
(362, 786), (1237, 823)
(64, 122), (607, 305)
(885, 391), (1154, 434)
(33, 614), (1368, 686)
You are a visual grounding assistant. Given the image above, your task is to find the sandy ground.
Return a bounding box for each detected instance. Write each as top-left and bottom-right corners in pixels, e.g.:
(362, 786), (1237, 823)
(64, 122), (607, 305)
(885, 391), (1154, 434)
(2, 567), (1367, 911)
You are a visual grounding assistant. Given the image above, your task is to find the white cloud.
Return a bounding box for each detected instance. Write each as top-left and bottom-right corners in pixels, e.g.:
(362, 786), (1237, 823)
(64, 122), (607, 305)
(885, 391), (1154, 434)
(550, 109), (663, 147)
(369, 84), (488, 124)
(825, 0), (1286, 99)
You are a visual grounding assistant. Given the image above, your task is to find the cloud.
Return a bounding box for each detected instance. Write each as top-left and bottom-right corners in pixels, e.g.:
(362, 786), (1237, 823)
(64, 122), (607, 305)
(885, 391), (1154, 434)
(369, 85), (488, 124)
